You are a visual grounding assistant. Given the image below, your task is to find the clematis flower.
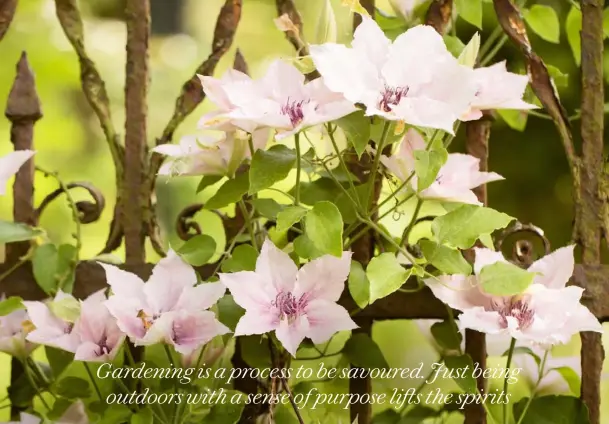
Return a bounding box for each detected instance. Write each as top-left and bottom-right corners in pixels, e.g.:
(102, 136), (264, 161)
(0, 150), (35, 195)
(23, 291), (82, 353)
(381, 128), (503, 205)
(310, 18), (477, 133)
(219, 239), (357, 356)
(424, 245), (603, 346)
(101, 250), (229, 354)
(0, 303), (36, 359)
(152, 129), (269, 178)
(72, 295), (125, 362)
(461, 61), (537, 121)
(204, 60), (357, 139)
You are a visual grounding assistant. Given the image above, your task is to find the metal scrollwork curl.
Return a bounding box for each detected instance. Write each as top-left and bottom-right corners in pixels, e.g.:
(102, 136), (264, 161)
(36, 181), (105, 224)
(495, 221), (551, 267)
(175, 203), (227, 241)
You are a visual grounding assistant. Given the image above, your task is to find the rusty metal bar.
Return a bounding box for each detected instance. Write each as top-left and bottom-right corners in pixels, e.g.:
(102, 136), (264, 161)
(0, 0), (17, 42)
(425, 0), (453, 34)
(123, 0), (150, 264)
(578, 1), (605, 422)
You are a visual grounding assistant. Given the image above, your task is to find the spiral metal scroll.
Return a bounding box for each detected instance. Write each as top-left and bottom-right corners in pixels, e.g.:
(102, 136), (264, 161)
(35, 181), (105, 224)
(495, 221), (551, 267)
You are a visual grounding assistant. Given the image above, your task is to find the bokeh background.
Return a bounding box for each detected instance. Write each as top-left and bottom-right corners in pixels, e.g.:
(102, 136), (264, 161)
(0, 0), (608, 422)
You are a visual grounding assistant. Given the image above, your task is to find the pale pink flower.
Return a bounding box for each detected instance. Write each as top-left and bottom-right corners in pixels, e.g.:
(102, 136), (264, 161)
(0, 304), (36, 359)
(101, 251), (229, 354)
(153, 129), (269, 178)
(23, 291), (81, 353)
(461, 61), (537, 121)
(424, 245), (603, 346)
(0, 150), (35, 195)
(219, 239), (357, 356)
(8, 400), (89, 424)
(310, 18), (477, 133)
(207, 60), (357, 139)
(381, 128), (503, 205)
(72, 295), (125, 362)
(198, 69), (256, 132)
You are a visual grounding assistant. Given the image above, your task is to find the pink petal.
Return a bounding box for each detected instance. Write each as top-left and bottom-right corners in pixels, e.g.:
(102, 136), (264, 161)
(352, 17), (391, 72)
(275, 315), (309, 357)
(294, 252), (352, 302)
(256, 239), (298, 294)
(74, 341), (107, 362)
(169, 310), (230, 355)
(175, 282), (226, 312)
(104, 297), (147, 340)
(0, 150), (35, 195)
(98, 263), (145, 298)
(527, 245), (575, 289)
(389, 97), (459, 134)
(262, 60), (306, 100)
(420, 184), (481, 205)
(219, 271), (276, 311)
(304, 300), (358, 344)
(234, 310), (280, 336)
(473, 248), (507, 275)
(424, 274), (489, 311)
(458, 307), (504, 334)
(57, 399), (89, 424)
(145, 249), (197, 314)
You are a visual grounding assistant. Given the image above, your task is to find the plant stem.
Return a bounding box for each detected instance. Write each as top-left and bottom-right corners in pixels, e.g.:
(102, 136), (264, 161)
(503, 338), (517, 424)
(281, 377), (305, 424)
(515, 350), (550, 424)
(366, 121), (390, 211)
(327, 124), (361, 208)
(238, 200), (258, 250)
(399, 198), (423, 247)
(164, 345), (181, 424)
(0, 246), (34, 283)
(84, 362), (103, 401)
(294, 132), (302, 205)
(23, 360), (51, 411)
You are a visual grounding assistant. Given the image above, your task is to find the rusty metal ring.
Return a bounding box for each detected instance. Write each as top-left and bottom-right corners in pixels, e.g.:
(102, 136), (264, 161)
(175, 203), (226, 241)
(495, 221), (551, 266)
(36, 181), (105, 224)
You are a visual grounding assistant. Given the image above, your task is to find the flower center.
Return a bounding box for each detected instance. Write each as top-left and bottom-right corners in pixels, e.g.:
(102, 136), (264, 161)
(273, 292), (305, 322)
(281, 99), (308, 127)
(491, 297), (534, 330)
(137, 310), (156, 331)
(379, 86), (409, 112)
(97, 334), (111, 355)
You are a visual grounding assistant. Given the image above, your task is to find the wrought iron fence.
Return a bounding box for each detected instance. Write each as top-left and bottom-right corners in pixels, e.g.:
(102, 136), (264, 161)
(0, 0), (606, 423)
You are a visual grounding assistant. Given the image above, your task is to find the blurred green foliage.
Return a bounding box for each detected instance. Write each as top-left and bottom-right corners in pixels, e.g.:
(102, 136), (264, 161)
(0, 0), (608, 422)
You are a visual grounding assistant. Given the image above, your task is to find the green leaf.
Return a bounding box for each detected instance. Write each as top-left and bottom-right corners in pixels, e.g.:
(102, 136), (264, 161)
(293, 234), (324, 260)
(371, 409), (401, 424)
(547, 65), (569, 88)
(217, 295), (245, 333)
(56, 244), (77, 293)
(343, 333), (389, 369)
(348, 261), (370, 309)
(479, 261), (535, 296)
(205, 173), (249, 209)
(314, 0), (337, 43)
(513, 395), (590, 424)
(32, 244), (61, 295)
(458, 33), (480, 67)
(250, 198), (283, 220)
(0, 220), (43, 244)
(196, 175), (223, 193)
(498, 109), (528, 131)
(367, 253), (411, 303)
(335, 111), (371, 158)
(523, 5), (560, 43)
(55, 376), (91, 399)
(444, 35), (466, 58)
(276, 205), (308, 233)
(566, 6), (582, 66)
(335, 184), (368, 224)
(419, 240), (472, 275)
(402, 405), (441, 423)
(240, 335), (272, 369)
(604, 8), (609, 38)
(130, 409), (153, 424)
(432, 205), (514, 249)
(551, 366), (581, 395)
(0, 296), (24, 316)
(204, 390), (246, 423)
(430, 319), (463, 351)
(221, 244), (258, 273)
(49, 295), (80, 322)
(293, 178), (343, 205)
(502, 346), (541, 366)
(45, 346), (74, 378)
(456, 0), (482, 29)
(304, 201), (343, 257)
(249, 145), (296, 194)
(444, 354), (477, 394)
(414, 146), (448, 191)
(177, 234), (216, 266)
